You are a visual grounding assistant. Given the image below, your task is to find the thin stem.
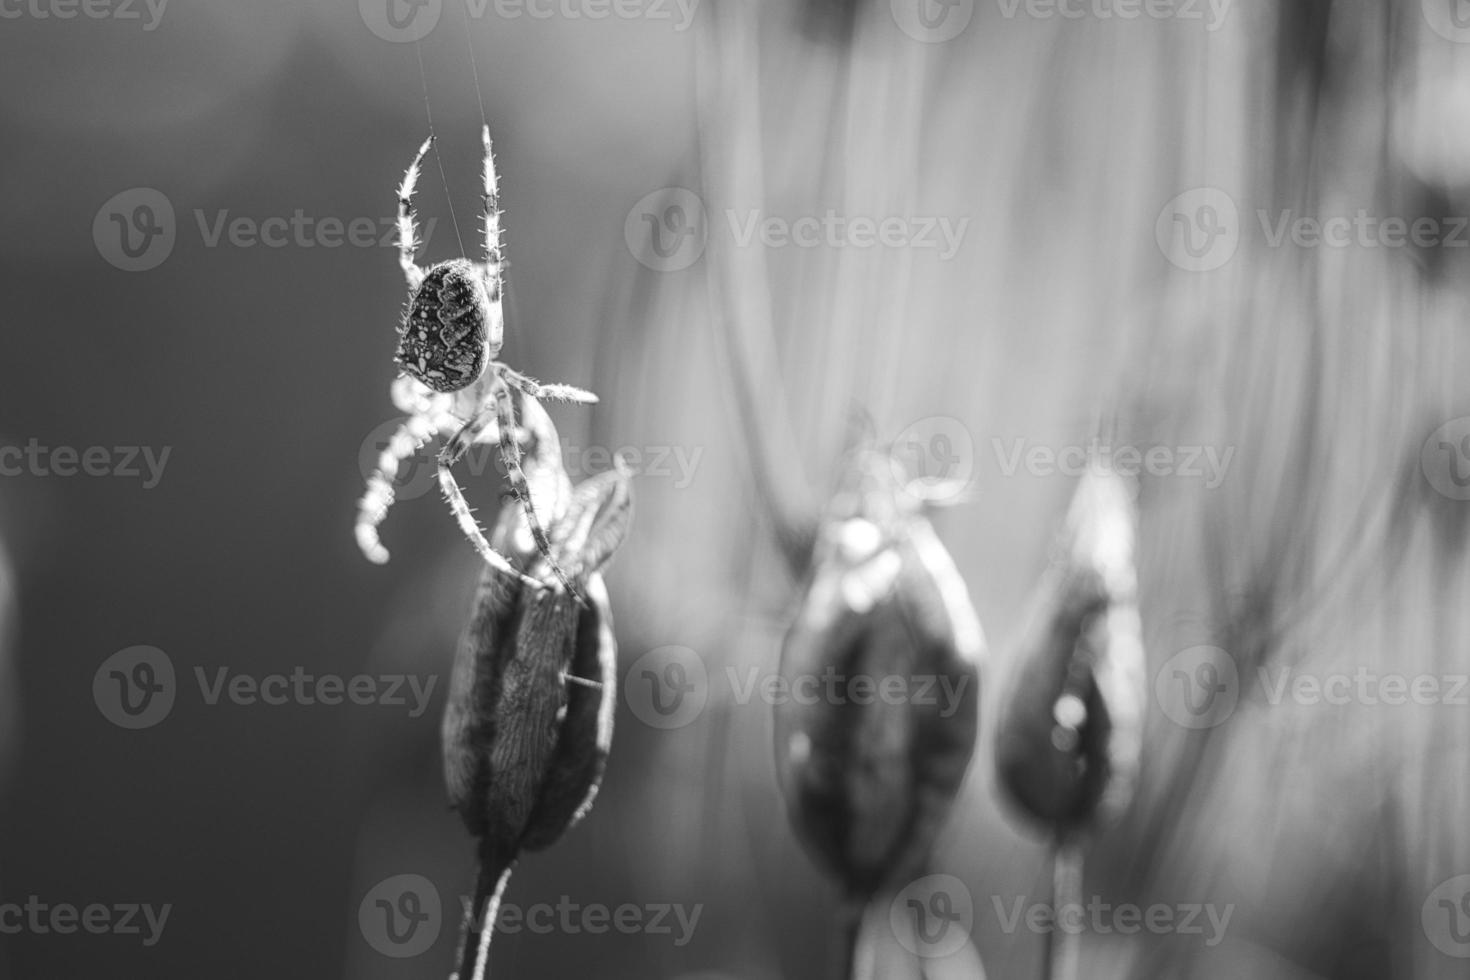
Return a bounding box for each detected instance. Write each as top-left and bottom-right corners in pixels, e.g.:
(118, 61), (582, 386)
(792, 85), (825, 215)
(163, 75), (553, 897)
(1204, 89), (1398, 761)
(833, 892), (866, 980)
(1045, 837), (1084, 980)
(455, 852), (515, 980)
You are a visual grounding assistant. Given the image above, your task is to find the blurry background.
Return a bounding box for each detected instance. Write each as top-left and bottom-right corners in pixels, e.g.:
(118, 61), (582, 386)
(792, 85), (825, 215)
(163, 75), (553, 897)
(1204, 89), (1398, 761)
(2, 0), (1470, 977)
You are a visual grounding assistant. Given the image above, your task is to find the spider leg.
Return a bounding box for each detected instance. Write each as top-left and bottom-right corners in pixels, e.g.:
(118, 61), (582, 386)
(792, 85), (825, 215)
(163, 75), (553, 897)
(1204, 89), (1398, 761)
(480, 125), (503, 277)
(397, 135), (432, 291)
(493, 381), (584, 603)
(438, 394), (542, 590)
(501, 366), (598, 405)
(356, 410), (445, 564)
(554, 460), (634, 581)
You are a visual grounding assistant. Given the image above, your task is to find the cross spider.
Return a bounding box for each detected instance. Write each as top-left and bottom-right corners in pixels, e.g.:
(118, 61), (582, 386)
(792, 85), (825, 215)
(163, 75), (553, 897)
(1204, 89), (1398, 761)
(355, 126), (596, 601)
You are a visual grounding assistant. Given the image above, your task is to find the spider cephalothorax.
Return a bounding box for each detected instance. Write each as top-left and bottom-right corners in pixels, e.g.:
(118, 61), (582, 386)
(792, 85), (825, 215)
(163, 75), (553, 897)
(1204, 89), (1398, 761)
(396, 258), (498, 393)
(356, 128), (602, 604)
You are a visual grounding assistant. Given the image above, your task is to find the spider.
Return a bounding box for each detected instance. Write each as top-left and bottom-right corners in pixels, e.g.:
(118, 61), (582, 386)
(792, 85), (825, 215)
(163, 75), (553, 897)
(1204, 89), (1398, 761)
(355, 126), (596, 602)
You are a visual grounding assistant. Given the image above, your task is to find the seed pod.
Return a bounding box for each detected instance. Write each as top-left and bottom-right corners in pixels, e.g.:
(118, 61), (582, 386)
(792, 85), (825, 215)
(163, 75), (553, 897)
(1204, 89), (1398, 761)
(994, 464), (1145, 835)
(774, 452), (985, 902)
(441, 395), (632, 980)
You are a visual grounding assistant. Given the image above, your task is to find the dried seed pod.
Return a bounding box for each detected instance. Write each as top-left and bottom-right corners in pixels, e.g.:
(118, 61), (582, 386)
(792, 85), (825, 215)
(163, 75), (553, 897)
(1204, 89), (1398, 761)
(994, 464), (1146, 835)
(441, 394), (632, 980)
(774, 451), (985, 902)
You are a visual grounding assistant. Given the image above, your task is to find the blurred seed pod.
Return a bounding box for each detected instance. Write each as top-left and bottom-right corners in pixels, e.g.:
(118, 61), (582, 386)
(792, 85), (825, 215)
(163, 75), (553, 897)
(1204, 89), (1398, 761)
(774, 451), (985, 901)
(994, 464), (1146, 835)
(441, 394), (632, 980)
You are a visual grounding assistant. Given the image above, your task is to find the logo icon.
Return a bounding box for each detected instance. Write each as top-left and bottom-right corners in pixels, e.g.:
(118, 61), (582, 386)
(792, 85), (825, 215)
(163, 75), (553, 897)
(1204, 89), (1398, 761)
(359, 874), (442, 957)
(624, 646), (708, 729)
(1155, 188), (1239, 272)
(1423, 0), (1470, 42)
(890, 416), (975, 502)
(890, 875), (974, 958)
(94, 188), (176, 272)
(359, 418), (440, 504)
(1423, 874), (1470, 958)
(360, 0), (442, 42)
(1155, 645), (1239, 729)
(624, 188), (707, 272)
(1421, 417), (1470, 501)
(890, 0), (973, 42)
(93, 646), (176, 729)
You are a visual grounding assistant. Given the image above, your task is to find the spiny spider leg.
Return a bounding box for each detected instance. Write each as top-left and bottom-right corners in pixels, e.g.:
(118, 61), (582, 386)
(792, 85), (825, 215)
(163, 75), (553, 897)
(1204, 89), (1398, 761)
(555, 463), (633, 582)
(492, 380), (584, 602)
(480, 125), (503, 281)
(397, 135), (432, 291)
(501, 366), (598, 405)
(356, 410), (442, 564)
(437, 397), (542, 590)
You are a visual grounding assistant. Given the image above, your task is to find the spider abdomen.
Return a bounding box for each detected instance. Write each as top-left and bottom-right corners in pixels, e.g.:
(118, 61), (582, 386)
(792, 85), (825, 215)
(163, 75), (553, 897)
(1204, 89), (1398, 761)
(397, 259), (494, 393)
